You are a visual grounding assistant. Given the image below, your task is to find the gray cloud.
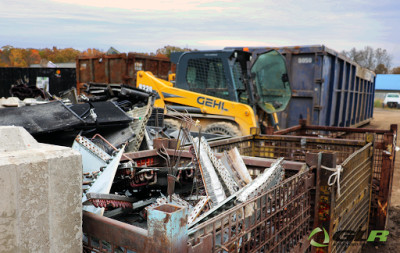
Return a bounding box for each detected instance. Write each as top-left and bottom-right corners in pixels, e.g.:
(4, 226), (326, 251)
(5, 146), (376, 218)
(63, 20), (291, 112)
(0, 0), (399, 66)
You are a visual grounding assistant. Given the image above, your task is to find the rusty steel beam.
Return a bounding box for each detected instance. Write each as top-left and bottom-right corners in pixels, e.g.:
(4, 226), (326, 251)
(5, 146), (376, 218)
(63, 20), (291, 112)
(274, 124), (303, 135)
(275, 120), (392, 135)
(254, 134), (366, 146)
(83, 210), (149, 252)
(123, 148), (305, 172)
(376, 129), (396, 230)
(207, 135), (255, 148)
(240, 155), (313, 171)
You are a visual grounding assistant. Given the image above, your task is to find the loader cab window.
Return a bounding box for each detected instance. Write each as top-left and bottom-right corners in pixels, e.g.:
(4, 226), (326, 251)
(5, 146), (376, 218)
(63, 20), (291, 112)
(251, 50), (291, 114)
(186, 58), (230, 100)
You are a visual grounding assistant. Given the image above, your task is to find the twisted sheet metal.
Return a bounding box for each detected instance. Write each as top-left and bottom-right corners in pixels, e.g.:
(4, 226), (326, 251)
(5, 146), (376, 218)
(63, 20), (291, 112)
(126, 96), (153, 152)
(193, 137), (226, 206)
(200, 136), (239, 195)
(237, 157), (284, 202)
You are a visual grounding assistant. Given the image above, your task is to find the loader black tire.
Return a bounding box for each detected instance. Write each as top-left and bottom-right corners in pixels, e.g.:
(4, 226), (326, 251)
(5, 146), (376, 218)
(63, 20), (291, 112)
(204, 122), (242, 137)
(164, 118), (181, 131)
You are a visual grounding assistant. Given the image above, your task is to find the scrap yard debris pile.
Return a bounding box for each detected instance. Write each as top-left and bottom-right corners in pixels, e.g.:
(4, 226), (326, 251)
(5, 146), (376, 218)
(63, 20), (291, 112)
(0, 83), (291, 226)
(77, 110), (288, 228)
(0, 79), (397, 253)
(0, 84), (157, 148)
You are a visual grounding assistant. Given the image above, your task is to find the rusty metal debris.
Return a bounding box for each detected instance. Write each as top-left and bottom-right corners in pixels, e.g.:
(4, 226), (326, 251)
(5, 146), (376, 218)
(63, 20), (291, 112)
(73, 134), (125, 216)
(1, 83), (394, 253)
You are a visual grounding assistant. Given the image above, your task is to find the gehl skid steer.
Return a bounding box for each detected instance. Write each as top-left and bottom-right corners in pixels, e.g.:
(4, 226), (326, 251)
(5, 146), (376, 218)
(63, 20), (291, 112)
(136, 48), (291, 136)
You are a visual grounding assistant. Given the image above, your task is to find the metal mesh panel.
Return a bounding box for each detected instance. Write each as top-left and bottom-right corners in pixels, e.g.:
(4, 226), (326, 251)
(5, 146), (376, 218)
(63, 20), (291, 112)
(209, 135), (364, 165)
(274, 124), (396, 231)
(280, 129), (385, 180)
(189, 171), (312, 253)
(186, 58), (230, 100)
(332, 143), (373, 252)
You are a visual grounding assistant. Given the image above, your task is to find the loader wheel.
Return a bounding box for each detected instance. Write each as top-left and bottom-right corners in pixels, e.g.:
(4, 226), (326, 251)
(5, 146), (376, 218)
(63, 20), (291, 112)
(164, 119), (181, 131)
(204, 122), (242, 137)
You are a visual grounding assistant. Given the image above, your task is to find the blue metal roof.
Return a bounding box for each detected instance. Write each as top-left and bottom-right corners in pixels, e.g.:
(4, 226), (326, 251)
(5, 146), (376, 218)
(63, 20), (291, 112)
(375, 74), (400, 91)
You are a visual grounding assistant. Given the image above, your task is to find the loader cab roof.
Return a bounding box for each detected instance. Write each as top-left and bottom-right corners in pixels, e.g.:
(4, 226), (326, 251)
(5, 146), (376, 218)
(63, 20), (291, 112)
(170, 49), (249, 64)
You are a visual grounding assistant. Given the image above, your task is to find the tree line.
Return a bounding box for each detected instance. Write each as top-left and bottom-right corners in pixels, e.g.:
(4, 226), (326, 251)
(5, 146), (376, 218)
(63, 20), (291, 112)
(0, 45), (193, 67)
(0, 46), (107, 67)
(1, 45), (398, 74)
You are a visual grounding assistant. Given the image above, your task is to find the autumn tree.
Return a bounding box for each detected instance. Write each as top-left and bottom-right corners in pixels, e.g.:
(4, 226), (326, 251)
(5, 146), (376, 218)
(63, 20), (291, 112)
(0, 45), (13, 66)
(375, 64), (389, 74)
(391, 67), (400, 74)
(155, 45), (195, 58)
(39, 47), (80, 63)
(80, 48), (104, 57)
(342, 46), (393, 73)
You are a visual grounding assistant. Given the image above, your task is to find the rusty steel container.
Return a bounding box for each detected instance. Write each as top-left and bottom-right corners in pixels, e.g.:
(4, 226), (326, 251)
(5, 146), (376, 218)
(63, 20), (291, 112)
(275, 120), (397, 232)
(83, 132), (379, 252)
(76, 53), (175, 93)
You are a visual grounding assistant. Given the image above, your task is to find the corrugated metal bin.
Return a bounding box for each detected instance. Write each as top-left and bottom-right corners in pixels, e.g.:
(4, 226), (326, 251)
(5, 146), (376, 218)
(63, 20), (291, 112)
(245, 45), (376, 129)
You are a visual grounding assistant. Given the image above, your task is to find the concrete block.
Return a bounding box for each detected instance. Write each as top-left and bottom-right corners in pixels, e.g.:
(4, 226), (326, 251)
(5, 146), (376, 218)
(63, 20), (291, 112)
(0, 126), (82, 253)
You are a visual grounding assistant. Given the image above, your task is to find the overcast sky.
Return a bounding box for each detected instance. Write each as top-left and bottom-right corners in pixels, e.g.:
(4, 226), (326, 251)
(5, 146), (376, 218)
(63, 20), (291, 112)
(1, 0), (399, 67)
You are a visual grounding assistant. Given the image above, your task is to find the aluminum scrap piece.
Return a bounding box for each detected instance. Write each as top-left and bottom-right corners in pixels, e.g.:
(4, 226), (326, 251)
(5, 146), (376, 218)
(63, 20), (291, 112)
(81, 147), (125, 216)
(73, 135), (112, 203)
(73, 135), (112, 163)
(200, 137), (239, 195)
(145, 194), (192, 213)
(220, 153), (246, 188)
(188, 192), (239, 230)
(188, 157), (284, 230)
(125, 96), (153, 152)
(132, 198), (157, 210)
(193, 137), (226, 206)
(228, 147), (252, 184)
(237, 157), (284, 202)
(187, 197), (210, 225)
(86, 192), (135, 202)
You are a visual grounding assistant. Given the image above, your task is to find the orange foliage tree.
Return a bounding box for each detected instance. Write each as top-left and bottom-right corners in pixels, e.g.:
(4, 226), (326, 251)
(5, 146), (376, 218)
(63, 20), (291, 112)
(80, 48), (103, 57)
(0, 46), (81, 67)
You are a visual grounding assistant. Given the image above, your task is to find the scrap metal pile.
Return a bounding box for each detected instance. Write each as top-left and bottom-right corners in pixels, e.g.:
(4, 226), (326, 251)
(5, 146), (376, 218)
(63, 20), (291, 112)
(0, 84), (288, 230)
(76, 109), (287, 229)
(2, 81), (393, 253)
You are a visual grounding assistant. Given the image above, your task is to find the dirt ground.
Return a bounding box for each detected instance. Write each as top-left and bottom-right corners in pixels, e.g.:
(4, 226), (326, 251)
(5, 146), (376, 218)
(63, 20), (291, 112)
(363, 108), (400, 252)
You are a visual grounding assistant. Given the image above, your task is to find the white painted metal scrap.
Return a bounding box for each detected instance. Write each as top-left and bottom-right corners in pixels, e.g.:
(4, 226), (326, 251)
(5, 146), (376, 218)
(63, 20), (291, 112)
(187, 197), (210, 225)
(82, 147), (125, 215)
(193, 137), (226, 206)
(237, 157), (285, 202)
(227, 147), (252, 184)
(200, 137), (239, 195)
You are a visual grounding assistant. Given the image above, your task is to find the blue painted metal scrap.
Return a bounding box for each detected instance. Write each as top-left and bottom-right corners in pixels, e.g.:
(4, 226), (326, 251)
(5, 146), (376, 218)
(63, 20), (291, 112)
(234, 45), (376, 129)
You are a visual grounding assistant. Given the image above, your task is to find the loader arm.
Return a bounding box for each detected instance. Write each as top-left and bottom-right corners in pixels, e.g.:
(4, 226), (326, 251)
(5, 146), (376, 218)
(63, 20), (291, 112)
(136, 71), (257, 135)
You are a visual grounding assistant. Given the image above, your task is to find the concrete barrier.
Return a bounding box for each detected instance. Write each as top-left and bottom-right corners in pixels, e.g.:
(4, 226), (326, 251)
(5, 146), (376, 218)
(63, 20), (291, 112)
(0, 126), (82, 252)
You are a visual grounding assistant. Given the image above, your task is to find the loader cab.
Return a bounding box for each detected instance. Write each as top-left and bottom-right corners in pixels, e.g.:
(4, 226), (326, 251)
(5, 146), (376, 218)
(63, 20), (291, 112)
(171, 49), (291, 114)
(172, 50), (248, 103)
